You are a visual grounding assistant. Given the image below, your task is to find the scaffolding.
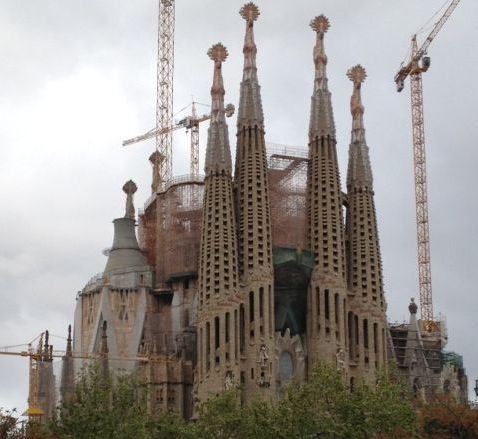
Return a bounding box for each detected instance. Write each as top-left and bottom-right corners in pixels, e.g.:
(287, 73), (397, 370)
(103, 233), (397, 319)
(155, 175), (204, 288)
(267, 142), (309, 249)
(140, 144), (310, 287)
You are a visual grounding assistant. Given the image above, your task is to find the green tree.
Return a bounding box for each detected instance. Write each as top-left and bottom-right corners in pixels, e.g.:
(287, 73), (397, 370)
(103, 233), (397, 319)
(0, 408), (22, 439)
(50, 363), (152, 439)
(190, 364), (417, 439)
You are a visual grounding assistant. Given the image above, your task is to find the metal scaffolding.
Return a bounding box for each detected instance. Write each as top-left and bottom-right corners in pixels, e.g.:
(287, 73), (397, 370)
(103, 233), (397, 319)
(267, 142), (308, 249)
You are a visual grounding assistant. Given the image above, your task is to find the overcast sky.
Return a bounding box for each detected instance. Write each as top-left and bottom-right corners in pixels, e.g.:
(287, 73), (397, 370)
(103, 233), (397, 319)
(1, 0), (477, 411)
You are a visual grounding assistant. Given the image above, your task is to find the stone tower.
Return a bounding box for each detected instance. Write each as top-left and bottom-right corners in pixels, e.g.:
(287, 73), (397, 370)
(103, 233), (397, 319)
(234, 3), (275, 399)
(306, 16), (348, 368)
(196, 43), (240, 401)
(345, 65), (387, 383)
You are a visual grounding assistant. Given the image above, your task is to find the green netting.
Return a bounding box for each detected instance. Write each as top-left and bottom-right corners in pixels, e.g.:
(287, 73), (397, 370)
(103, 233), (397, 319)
(441, 351), (463, 369)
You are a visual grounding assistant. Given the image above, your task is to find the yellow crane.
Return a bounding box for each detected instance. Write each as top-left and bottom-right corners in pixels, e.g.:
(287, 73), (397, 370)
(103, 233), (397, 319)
(394, 0), (461, 330)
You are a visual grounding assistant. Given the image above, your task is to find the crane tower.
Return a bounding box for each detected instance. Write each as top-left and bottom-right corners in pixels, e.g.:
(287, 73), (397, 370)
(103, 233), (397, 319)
(395, 0), (461, 327)
(155, 0), (175, 190)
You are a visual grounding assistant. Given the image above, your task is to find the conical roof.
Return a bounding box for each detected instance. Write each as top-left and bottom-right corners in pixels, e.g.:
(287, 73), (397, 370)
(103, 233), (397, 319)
(104, 218), (146, 273)
(104, 180), (146, 274)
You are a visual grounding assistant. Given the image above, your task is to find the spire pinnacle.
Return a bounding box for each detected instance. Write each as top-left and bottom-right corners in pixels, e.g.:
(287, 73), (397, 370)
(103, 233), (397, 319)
(237, 3), (264, 128)
(346, 65), (373, 188)
(240, 3), (259, 82)
(310, 15), (330, 91)
(123, 180), (137, 220)
(66, 324), (72, 356)
(347, 65), (367, 144)
(208, 43), (227, 124)
(308, 14), (335, 139)
(205, 43), (233, 175)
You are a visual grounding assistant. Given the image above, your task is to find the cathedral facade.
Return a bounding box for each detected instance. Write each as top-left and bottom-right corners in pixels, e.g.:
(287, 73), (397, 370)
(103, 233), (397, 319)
(70, 3), (389, 419)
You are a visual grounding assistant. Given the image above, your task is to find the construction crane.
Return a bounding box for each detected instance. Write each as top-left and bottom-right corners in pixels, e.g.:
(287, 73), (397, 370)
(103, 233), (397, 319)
(394, 0), (461, 329)
(0, 329), (177, 420)
(123, 102), (235, 177)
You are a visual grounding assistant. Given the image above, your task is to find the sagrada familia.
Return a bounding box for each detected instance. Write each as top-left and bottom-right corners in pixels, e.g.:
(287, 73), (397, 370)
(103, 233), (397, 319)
(31, 3), (467, 421)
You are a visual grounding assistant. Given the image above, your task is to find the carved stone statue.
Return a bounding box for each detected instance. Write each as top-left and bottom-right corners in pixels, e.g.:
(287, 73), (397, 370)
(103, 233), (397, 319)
(257, 344), (269, 369)
(224, 371), (234, 390)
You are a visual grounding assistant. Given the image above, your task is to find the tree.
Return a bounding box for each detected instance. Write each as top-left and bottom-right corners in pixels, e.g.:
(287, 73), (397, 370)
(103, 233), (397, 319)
(49, 363), (153, 439)
(0, 408), (22, 439)
(418, 396), (478, 439)
(190, 364), (417, 439)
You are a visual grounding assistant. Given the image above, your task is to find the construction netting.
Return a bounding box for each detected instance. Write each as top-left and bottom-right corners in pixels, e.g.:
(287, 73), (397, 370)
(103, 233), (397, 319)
(139, 143), (309, 289)
(267, 142), (308, 249)
(155, 175), (204, 287)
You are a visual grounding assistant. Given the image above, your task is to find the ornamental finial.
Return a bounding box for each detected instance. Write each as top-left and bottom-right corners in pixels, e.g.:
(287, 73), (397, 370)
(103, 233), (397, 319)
(208, 43), (228, 63)
(240, 2), (260, 22)
(310, 15), (330, 34)
(123, 180), (137, 220)
(347, 64), (367, 85)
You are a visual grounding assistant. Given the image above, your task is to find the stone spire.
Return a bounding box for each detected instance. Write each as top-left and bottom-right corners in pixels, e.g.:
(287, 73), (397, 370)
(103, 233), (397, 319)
(205, 43), (232, 176)
(345, 66), (386, 381)
(60, 325), (75, 404)
(100, 321), (109, 383)
(345, 65), (384, 305)
(237, 2), (263, 127)
(305, 15), (347, 368)
(234, 3), (275, 400)
(404, 298), (431, 399)
(197, 43), (240, 402)
(346, 65), (373, 188)
(309, 15), (335, 139)
(123, 180), (137, 220)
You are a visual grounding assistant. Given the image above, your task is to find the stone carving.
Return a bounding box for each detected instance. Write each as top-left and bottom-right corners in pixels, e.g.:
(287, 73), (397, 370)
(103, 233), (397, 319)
(336, 348), (346, 376)
(258, 344), (269, 368)
(224, 370), (235, 390)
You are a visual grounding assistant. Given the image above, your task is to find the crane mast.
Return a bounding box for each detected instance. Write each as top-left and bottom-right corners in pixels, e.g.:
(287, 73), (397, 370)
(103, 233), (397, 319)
(190, 102), (200, 176)
(155, 0), (175, 190)
(395, 0), (460, 327)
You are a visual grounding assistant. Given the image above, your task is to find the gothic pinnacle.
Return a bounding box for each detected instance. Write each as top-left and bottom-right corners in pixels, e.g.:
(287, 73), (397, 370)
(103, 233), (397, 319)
(240, 3), (259, 81)
(347, 65), (367, 144)
(237, 3), (264, 128)
(205, 43), (233, 175)
(310, 15), (330, 91)
(346, 65), (373, 188)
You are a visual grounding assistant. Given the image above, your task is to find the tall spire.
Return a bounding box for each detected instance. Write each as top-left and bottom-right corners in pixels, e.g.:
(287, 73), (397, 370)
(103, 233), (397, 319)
(345, 65), (387, 381)
(197, 43), (240, 402)
(205, 43), (232, 175)
(234, 3), (275, 399)
(305, 14), (347, 368)
(237, 2), (263, 127)
(309, 15), (335, 139)
(346, 65), (373, 188)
